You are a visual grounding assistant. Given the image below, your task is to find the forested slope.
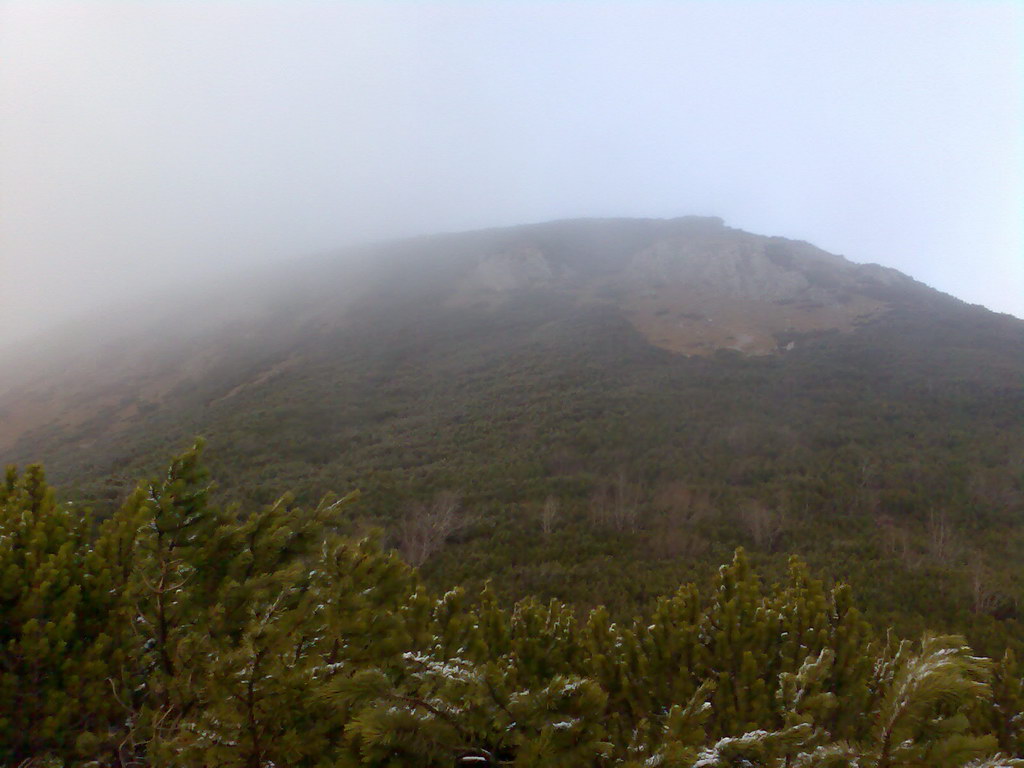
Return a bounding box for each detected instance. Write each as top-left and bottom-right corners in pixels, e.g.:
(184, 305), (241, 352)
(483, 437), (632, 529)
(1, 218), (1022, 652)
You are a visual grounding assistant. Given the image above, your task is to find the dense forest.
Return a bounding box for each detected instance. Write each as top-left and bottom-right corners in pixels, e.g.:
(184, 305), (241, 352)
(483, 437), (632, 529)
(2, 443), (1023, 766)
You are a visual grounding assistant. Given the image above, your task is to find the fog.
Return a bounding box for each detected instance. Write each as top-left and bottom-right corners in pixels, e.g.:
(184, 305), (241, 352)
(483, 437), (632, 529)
(1, 2), (1021, 346)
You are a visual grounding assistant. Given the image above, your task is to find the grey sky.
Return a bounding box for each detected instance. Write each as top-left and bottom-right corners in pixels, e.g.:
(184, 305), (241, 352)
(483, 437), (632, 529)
(1, 1), (1021, 345)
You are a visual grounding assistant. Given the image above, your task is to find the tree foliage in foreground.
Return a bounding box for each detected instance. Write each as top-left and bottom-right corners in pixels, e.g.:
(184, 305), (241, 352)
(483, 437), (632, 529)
(1, 444), (1022, 766)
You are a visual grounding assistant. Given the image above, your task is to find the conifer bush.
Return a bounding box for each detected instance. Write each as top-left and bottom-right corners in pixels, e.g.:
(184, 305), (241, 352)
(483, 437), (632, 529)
(1, 444), (1021, 766)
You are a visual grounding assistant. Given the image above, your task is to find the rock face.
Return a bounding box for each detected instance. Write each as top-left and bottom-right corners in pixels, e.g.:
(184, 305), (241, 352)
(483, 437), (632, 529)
(452, 245), (562, 301)
(601, 225), (904, 355)
(472, 246), (557, 291)
(628, 234), (813, 302)
(439, 217), (913, 356)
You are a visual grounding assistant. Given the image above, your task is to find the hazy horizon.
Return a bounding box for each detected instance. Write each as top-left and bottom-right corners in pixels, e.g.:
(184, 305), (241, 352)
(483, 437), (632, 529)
(2, 1), (1022, 346)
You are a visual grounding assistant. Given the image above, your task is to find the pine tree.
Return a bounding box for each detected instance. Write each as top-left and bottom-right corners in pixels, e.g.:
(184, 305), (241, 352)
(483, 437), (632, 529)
(701, 549), (775, 736)
(851, 634), (1002, 768)
(987, 649), (1024, 757)
(0, 464), (115, 763)
(166, 491), (355, 767)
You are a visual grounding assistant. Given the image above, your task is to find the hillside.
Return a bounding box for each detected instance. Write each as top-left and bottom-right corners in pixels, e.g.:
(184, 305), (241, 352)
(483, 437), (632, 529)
(1, 216), (1022, 649)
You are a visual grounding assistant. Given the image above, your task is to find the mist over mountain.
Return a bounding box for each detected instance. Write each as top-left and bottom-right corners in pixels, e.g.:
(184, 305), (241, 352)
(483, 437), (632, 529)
(5, 1), (1024, 761)
(2, 216), (1022, 645)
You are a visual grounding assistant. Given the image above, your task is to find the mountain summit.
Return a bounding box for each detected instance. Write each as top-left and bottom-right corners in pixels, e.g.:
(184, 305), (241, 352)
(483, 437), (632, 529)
(442, 216), (922, 355)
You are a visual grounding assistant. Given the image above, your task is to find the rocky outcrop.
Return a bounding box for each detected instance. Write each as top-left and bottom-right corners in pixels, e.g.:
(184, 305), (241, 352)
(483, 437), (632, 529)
(627, 234), (812, 302)
(438, 218), (908, 356)
(465, 245), (558, 292)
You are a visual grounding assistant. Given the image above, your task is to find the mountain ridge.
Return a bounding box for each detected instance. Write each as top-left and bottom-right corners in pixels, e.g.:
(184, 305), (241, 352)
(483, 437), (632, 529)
(0, 215), (1017, 461)
(0, 215), (991, 367)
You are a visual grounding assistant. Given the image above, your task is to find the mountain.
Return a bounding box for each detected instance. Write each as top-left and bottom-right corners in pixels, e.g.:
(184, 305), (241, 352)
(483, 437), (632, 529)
(2, 216), (1022, 646)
